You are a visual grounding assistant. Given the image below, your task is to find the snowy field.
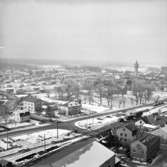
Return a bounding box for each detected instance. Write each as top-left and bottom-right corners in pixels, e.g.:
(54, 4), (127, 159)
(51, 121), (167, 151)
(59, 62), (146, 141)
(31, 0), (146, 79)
(12, 129), (70, 142)
(75, 115), (119, 130)
(82, 104), (110, 113)
(0, 129), (72, 151)
(152, 91), (167, 99)
(34, 94), (67, 105)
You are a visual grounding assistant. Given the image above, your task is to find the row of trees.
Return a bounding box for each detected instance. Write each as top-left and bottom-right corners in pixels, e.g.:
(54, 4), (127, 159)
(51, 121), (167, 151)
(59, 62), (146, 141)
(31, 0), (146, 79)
(53, 77), (155, 108)
(132, 79), (154, 104)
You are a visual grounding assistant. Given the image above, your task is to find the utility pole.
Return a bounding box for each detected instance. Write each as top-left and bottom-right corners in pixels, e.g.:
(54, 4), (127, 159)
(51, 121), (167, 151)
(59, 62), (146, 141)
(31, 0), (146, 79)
(56, 119), (59, 139)
(6, 129), (8, 150)
(43, 133), (46, 151)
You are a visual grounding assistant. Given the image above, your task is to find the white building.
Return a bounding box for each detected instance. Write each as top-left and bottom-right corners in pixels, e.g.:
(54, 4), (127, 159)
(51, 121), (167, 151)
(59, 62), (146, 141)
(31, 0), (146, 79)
(11, 110), (30, 123)
(22, 100), (35, 113)
(116, 124), (138, 145)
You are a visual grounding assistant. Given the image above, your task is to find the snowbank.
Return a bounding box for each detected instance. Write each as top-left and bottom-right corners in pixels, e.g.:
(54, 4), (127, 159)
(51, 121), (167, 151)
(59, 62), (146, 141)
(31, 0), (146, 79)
(82, 104), (109, 113)
(12, 129), (70, 142)
(75, 115), (119, 130)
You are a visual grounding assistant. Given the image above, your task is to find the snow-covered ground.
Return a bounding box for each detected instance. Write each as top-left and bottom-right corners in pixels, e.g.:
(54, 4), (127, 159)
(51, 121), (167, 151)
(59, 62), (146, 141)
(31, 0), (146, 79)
(12, 129), (70, 142)
(159, 106), (167, 113)
(82, 104), (110, 113)
(142, 105), (167, 116)
(3, 129), (74, 150)
(35, 94), (67, 105)
(75, 115), (119, 130)
(152, 91), (167, 100)
(6, 122), (34, 129)
(126, 106), (154, 115)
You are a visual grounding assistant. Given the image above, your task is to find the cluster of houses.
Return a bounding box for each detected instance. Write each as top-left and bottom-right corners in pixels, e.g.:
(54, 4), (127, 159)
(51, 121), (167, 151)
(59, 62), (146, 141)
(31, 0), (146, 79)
(4, 95), (82, 124)
(109, 119), (167, 163)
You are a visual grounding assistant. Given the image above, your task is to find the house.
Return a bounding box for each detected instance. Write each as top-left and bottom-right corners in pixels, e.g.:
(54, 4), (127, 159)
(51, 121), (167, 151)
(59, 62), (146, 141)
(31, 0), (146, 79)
(130, 133), (160, 162)
(58, 99), (82, 116)
(21, 100), (35, 113)
(18, 95), (42, 113)
(32, 139), (117, 167)
(0, 159), (15, 167)
(151, 126), (167, 149)
(116, 124), (138, 146)
(12, 110), (30, 123)
(67, 99), (82, 115)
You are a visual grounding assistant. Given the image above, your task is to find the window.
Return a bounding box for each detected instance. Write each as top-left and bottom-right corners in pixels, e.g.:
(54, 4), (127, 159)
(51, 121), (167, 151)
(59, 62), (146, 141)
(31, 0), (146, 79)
(120, 133), (123, 136)
(125, 134), (127, 137)
(124, 139), (127, 142)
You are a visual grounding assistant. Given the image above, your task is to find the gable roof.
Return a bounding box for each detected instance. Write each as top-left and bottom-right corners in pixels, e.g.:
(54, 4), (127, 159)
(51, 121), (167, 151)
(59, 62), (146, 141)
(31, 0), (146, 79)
(125, 123), (138, 132)
(151, 125), (167, 138)
(21, 95), (41, 103)
(32, 139), (115, 167)
(138, 133), (159, 147)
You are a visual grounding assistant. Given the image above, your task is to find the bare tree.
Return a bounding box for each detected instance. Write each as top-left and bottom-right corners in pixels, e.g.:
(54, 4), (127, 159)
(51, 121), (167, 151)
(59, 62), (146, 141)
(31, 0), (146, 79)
(132, 79), (154, 105)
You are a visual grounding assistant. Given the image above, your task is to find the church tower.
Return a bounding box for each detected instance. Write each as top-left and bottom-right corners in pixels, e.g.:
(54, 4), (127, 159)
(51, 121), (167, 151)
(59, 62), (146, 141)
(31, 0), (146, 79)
(134, 61), (139, 75)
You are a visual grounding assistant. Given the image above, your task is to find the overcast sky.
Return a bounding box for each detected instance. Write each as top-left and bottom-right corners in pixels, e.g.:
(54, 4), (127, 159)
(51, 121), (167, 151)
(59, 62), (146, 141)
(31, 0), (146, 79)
(1, 0), (167, 66)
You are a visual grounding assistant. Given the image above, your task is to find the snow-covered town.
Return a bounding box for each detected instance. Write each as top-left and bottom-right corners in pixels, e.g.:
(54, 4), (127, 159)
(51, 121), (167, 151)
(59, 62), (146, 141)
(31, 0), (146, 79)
(0, 59), (167, 167)
(1, 0), (167, 167)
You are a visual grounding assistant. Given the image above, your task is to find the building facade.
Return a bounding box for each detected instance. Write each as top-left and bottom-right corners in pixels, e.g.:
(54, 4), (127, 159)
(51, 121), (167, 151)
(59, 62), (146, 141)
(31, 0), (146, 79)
(151, 126), (167, 149)
(116, 124), (138, 146)
(130, 133), (160, 162)
(58, 99), (81, 116)
(22, 101), (35, 113)
(17, 95), (42, 114)
(13, 110), (30, 123)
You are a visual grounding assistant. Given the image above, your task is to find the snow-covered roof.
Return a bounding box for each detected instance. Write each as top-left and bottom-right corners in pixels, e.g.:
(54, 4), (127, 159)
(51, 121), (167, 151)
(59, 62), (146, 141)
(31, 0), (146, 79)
(34, 140), (115, 167)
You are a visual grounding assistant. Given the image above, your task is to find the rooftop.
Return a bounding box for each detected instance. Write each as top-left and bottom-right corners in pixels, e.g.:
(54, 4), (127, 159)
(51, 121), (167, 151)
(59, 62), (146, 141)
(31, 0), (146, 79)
(32, 139), (115, 167)
(138, 133), (159, 147)
(125, 123), (138, 132)
(151, 125), (167, 137)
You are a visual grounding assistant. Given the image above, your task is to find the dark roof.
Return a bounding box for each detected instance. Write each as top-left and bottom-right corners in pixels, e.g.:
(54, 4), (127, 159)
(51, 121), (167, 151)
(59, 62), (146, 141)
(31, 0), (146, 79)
(125, 123), (138, 132)
(138, 132), (159, 147)
(22, 95), (41, 103)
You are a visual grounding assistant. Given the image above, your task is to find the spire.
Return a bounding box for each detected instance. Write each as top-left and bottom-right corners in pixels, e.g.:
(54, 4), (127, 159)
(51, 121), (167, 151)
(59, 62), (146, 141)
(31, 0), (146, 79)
(134, 61), (139, 75)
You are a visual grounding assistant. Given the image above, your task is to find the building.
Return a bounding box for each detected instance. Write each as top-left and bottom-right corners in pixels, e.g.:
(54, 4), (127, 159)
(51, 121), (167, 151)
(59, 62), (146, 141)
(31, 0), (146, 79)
(116, 124), (138, 146)
(161, 66), (167, 75)
(142, 114), (166, 127)
(68, 99), (82, 115)
(134, 61), (139, 75)
(32, 139), (117, 167)
(18, 95), (42, 113)
(21, 100), (35, 113)
(12, 110), (30, 123)
(58, 99), (82, 116)
(130, 133), (160, 162)
(0, 159), (15, 167)
(151, 126), (167, 149)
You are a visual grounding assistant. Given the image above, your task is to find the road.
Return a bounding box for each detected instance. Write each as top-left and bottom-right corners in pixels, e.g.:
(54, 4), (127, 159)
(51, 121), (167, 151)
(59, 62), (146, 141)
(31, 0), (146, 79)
(0, 103), (155, 139)
(0, 103), (166, 166)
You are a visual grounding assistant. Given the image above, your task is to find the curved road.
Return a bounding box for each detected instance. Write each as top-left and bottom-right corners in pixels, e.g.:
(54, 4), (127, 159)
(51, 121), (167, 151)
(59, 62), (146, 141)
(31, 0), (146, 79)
(0, 103), (156, 139)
